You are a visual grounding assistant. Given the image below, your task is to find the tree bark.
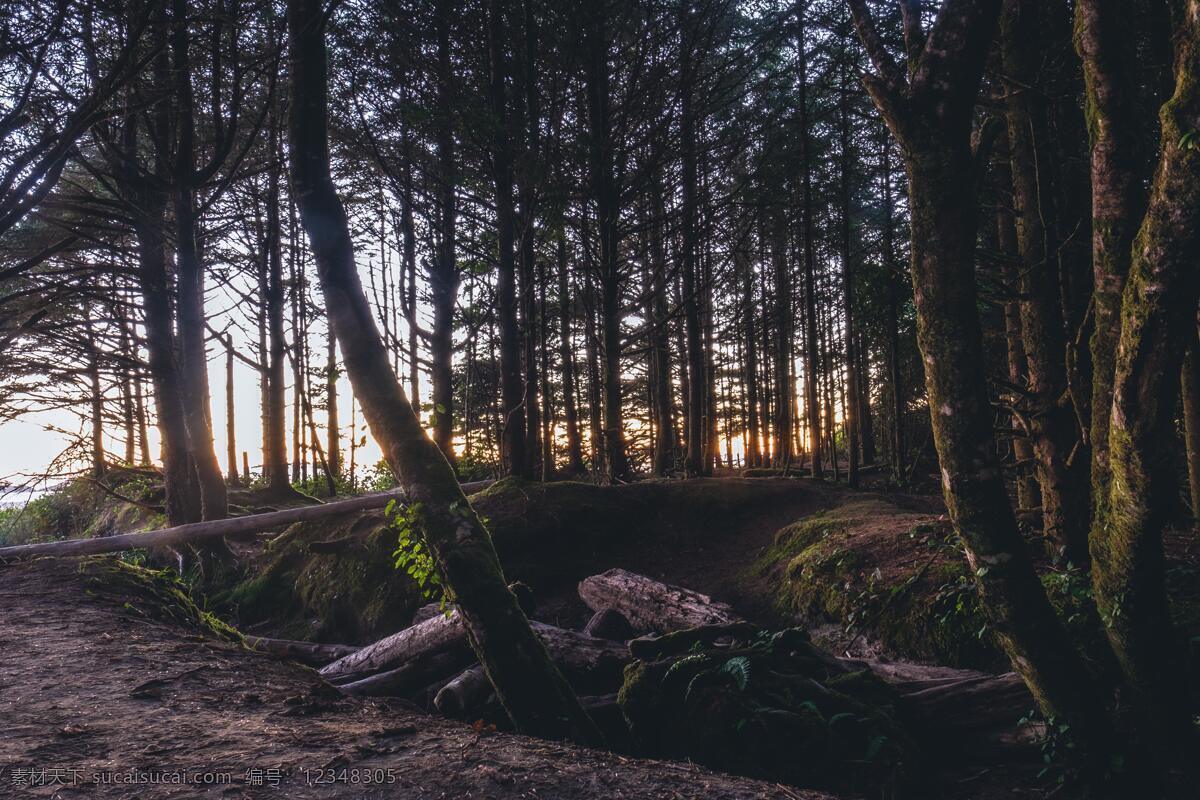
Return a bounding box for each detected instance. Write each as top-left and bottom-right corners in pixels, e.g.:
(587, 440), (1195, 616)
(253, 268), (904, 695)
(994, 161), (1040, 509)
(170, 0), (227, 525)
(224, 336), (238, 484)
(556, 231), (585, 474)
(1000, 0), (1086, 563)
(881, 132), (905, 483)
(518, 0), (542, 478)
(582, 6), (628, 481)
(578, 569), (740, 633)
(1089, 2), (1200, 752)
(848, 0), (1115, 761)
(796, 4), (821, 479)
(838, 63), (859, 486)
(285, 0), (599, 745)
(488, 0), (528, 479)
(427, 3), (458, 467)
(325, 328), (340, 487)
(264, 114), (293, 494)
(1075, 0), (1143, 533)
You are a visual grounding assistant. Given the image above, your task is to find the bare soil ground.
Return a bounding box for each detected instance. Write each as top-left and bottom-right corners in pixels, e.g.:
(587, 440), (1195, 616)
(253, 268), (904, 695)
(0, 557), (835, 800)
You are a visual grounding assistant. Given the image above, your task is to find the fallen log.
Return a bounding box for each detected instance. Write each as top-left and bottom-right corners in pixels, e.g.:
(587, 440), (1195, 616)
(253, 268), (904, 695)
(578, 568), (740, 632)
(433, 665), (491, 716)
(583, 608), (636, 641)
(339, 648), (472, 697)
(320, 609), (464, 679)
(320, 584), (534, 680)
(530, 621), (630, 693)
(245, 636), (358, 666)
(0, 480), (495, 563)
(323, 609), (628, 694)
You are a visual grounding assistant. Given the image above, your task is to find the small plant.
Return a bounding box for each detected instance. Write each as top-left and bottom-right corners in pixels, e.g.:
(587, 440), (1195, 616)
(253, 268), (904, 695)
(387, 500), (445, 605)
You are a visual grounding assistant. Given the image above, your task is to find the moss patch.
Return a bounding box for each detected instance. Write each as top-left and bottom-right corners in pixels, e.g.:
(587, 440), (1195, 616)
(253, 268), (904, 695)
(78, 557), (243, 644)
(219, 510), (424, 644)
(750, 498), (1006, 669)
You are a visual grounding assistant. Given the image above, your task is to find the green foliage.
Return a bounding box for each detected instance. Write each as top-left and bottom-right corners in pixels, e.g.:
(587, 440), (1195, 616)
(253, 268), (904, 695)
(618, 625), (916, 794)
(0, 495), (70, 545)
(360, 459), (398, 492)
(387, 500), (444, 605)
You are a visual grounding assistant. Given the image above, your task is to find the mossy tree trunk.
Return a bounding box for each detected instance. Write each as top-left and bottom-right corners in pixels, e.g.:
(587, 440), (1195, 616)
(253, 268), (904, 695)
(1000, 0), (1087, 564)
(1088, 0), (1200, 752)
(1074, 0), (1144, 538)
(848, 0), (1116, 758)
(286, 0), (601, 746)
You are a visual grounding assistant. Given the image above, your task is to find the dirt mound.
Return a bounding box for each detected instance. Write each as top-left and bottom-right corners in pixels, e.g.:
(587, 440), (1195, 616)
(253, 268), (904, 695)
(221, 477), (838, 643)
(752, 495), (1200, 672)
(0, 557), (835, 799)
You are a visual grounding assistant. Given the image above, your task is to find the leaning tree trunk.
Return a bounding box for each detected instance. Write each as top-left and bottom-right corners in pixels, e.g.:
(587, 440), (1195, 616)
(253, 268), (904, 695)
(848, 0), (1116, 764)
(1089, 3), (1200, 754)
(285, 0), (600, 746)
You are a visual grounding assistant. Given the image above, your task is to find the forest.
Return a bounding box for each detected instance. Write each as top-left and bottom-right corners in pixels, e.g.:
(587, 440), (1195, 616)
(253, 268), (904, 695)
(0, 0), (1197, 797)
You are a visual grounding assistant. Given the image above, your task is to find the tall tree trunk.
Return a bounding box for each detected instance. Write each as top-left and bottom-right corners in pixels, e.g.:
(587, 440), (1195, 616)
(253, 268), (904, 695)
(84, 310), (105, 478)
(583, 6), (628, 481)
(518, 0), (542, 478)
(556, 231), (585, 474)
(171, 0), (227, 524)
(1001, 0), (1086, 563)
(116, 292), (136, 466)
(488, 0), (527, 479)
(326, 328), (340, 487)
(770, 208), (792, 468)
(994, 160), (1040, 509)
(849, 0), (1115, 761)
(1074, 0), (1144, 548)
(797, 3), (821, 479)
(135, 204), (201, 526)
(122, 67), (201, 525)
(857, 333), (876, 465)
(286, 0), (599, 744)
(428, 0), (457, 467)
(264, 116), (294, 494)
(224, 336), (238, 484)
(584, 288), (604, 475)
(679, 10), (706, 477)
(741, 230), (761, 468)
(838, 60), (860, 486)
(648, 173), (676, 475)
(1090, 2), (1200, 753)
(881, 133), (905, 483)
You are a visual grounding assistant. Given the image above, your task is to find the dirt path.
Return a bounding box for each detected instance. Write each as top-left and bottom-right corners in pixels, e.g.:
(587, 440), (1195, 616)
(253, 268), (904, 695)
(0, 558), (835, 800)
